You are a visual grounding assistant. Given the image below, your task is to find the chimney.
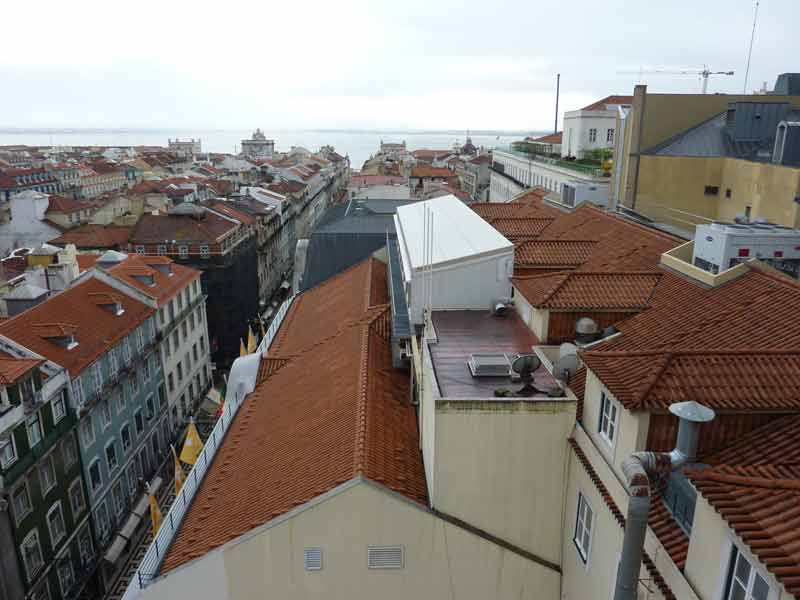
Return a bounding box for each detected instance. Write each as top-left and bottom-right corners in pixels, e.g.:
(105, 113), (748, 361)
(613, 401), (715, 600)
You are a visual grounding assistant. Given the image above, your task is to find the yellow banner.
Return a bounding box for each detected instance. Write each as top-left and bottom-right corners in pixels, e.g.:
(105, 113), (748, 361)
(179, 420), (203, 465)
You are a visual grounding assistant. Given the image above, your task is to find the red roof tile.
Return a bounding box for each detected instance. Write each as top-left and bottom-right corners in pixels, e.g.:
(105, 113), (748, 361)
(160, 258), (426, 573)
(687, 416), (800, 595)
(486, 217), (554, 239)
(528, 132), (563, 144)
(130, 212), (237, 244)
(516, 240), (597, 268)
(106, 254), (200, 306)
(49, 224), (132, 250)
(513, 272), (662, 310)
(0, 356), (42, 384)
(580, 95), (633, 111)
(0, 277), (153, 376)
(410, 166), (454, 179)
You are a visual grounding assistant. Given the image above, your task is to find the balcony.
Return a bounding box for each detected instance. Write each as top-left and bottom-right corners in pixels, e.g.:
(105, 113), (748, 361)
(495, 146), (609, 179)
(0, 403), (24, 435)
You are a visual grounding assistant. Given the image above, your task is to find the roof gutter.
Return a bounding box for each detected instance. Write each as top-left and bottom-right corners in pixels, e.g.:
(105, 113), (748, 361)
(613, 401), (714, 600)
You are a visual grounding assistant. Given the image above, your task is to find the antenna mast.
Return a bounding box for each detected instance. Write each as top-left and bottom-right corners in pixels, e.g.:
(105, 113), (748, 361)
(743, 0), (760, 93)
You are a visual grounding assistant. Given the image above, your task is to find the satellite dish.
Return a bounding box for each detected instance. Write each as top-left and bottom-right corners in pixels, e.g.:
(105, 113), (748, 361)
(511, 354), (541, 397)
(559, 343), (578, 360)
(553, 354), (580, 382)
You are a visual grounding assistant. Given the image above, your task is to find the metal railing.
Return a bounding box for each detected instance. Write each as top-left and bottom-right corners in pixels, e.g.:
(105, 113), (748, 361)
(495, 146), (606, 177)
(121, 293), (296, 600)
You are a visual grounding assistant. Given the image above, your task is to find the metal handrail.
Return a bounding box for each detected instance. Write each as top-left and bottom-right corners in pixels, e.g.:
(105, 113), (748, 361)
(121, 293), (296, 600)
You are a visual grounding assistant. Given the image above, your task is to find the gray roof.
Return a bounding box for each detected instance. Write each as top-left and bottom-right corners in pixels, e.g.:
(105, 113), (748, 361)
(646, 106), (800, 162)
(300, 199), (418, 291)
(5, 283), (48, 300)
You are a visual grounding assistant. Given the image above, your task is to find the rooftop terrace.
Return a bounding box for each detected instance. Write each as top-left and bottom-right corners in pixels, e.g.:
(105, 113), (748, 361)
(429, 310), (559, 399)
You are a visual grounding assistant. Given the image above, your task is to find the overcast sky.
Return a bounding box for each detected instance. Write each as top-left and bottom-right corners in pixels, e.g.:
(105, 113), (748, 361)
(1, 0), (795, 131)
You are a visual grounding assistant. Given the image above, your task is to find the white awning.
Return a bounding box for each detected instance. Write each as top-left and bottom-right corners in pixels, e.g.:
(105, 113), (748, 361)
(119, 512), (141, 540)
(280, 280), (291, 290)
(131, 476), (163, 518)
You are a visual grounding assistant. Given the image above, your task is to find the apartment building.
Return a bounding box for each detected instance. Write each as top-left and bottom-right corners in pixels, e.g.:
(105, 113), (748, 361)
(561, 95), (631, 159)
(128, 205), (258, 370)
(613, 75), (800, 232)
(0, 276), (169, 596)
(0, 344), (90, 600)
(99, 252), (212, 429)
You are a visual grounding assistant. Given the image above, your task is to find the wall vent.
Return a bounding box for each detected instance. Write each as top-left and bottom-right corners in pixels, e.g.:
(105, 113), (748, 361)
(367, 545), (404, 569)
(304, 547), (322, 571)
(467, 353), (511, 377)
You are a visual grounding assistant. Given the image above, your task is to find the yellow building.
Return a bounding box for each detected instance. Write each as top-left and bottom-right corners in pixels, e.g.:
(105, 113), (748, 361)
(613, 77), (800, 235)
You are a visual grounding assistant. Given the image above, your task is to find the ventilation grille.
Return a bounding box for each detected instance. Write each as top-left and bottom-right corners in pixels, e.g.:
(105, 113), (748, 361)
(367, 546), (404, 569)
(304, 547), (322, 571)
(467, 353), (511, 377)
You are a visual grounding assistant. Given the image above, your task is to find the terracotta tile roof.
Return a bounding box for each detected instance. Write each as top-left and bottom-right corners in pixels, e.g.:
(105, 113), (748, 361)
(106, 254), (200, 306)
(410, 166), (454, 179)
(130, 212), (237, 244)
(160, 258), (425, 574)
(568, 439), (676, 600)
(411, 149), (451, 159)
(75, 255), (99, 271)
(48, 224), (132, 250)
(580, 95), (633, 111)
(570, 367), (587, 422)
(468, 154), (493, 165)
(350, 174), (407, 187)
(528, 132), (563, 144)
(203, 201), (255, 225)
(486, 217), (554, 239)
(271, 259), (388, 356)
(581, 349), (800, 411)
(45, 194), (92, 214)
(516, 240), (597, 268)
(0, 277), (153, 376)
(0, 356), (42, 384)
(513, 272), (662, 310)
(687, 416), (800, 595)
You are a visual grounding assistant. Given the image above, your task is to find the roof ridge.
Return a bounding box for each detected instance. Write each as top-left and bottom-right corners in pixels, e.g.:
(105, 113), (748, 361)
(353, 319), (371, 476)
(630, 352), (674, 408)
(578, 205), (683, 244)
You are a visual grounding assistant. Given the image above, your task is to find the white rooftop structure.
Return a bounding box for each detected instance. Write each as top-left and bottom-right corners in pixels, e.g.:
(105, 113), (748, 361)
(394, 195), (515, 325)
(395, 195), (512, 270)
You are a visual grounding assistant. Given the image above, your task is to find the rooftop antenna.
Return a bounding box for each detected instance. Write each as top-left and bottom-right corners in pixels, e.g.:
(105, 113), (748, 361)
(554, 73), (560, 134)
(511, 354), (542, 397)
(743, 0), (760, 93)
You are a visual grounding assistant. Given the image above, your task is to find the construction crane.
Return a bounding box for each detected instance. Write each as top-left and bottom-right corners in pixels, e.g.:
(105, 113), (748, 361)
(618, 66), (735, 94)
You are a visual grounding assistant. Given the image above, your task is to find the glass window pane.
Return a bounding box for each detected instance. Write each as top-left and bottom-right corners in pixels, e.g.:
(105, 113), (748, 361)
(735, 554), (751, 584)
(752, 574), (769, 600)
(729, 581), (746, 600)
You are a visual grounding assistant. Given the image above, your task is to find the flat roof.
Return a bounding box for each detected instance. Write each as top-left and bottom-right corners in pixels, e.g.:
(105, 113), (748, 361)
(396, 195), (512, 272)
(429, 310), (557, 399)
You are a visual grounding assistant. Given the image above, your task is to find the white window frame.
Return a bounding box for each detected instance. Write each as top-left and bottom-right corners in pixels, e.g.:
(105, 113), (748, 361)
(88, 458), (103, 494)
(13, 480), (33, 524)
(39, 454), (57, 496)
(26, 413), (43, 448)
(116, 390), (125, 415)
(52, 390), (67, 424)
(63, 434), (78, 469)
(200, 245), (209, 259)
(80, 416), (95, 449)
(69, 477), (85, 518)
(100, 398), (112, 430)
(179, 245), (189, 258)
(105, 439), (119, 472)
(46, 501), (66, 549)
(607, 128), (614, 143)
(573, 491), (594, 564)
(598, 391), (619, 446)
(72, 377), (84, 407)
(112, 480), (125, 517)
(121, 422), (132, 453)
(56, 552), (75, 597)
(1, 435), (18, 468)
(20, 529), (44, 582)
(724, 542), (777, 600)
(92, 362), (103, 393)
(78, 525), (94, 565)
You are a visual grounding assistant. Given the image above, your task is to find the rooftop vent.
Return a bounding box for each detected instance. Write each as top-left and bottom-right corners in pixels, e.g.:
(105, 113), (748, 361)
(467, 353), (511, 377)
(89, 292), (124, 316)
(33, 323), (79, 350)
(150, 262), (173, 277)
(303, 548), (322, 571)
(575, 317), (600, 345)
(97, 250), (128, 267)
(367, 546), (404, 569)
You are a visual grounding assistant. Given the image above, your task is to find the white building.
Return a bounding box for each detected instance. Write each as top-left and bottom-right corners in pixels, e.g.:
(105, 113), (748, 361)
(489, 148), (609, 208)
(167, 139), (201, 159)
(561, 95), (631, 159)
(241, 129), (275, 160)
(394, 195), (514, 325)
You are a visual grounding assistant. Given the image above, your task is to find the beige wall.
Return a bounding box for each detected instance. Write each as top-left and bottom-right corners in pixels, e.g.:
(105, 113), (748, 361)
(141, 481), (562, 600)
(433, 399), (575, 564)
(619, 86), (800, 213)
(686, 496), (795, 600)
(581, 369), (649, 483)
(632, 154), (800, 232)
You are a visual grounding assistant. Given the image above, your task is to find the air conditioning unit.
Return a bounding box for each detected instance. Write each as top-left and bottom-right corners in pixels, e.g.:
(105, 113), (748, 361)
(467, 353), (511, 377)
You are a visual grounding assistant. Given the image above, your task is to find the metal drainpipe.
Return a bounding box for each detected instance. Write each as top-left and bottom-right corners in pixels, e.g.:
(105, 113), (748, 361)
(613, 401), (715, 600)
